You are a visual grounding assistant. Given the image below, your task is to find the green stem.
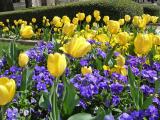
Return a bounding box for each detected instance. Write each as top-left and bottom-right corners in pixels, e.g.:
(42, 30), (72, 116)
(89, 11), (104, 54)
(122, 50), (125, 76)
(0, 106), (5, 120)
(50, 77), (59, 120)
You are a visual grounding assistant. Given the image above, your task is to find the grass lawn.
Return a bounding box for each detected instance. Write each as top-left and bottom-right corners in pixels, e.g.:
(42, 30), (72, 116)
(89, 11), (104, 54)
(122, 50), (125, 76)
(0, 41), (34, 58)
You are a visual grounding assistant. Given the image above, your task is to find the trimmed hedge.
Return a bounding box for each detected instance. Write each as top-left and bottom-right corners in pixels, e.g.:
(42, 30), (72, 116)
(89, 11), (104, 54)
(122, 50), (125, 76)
(0, 0), (143, 23)
(142, 4), (160, 17)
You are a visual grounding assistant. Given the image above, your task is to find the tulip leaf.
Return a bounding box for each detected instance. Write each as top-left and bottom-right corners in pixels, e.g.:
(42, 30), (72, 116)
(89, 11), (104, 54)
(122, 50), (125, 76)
(128, 66), (141, 110)
(63, 77), (79, 115)
(141, 96), (153, 109)
(95, 107), (106, 120)
(39, 92), (49, 109)
(68, 113), (95, 120)
(49, 79), (60, 120)
(105, 45), (117, 64)
(155, 80), (160, 94)
(20, 67), (33, 91)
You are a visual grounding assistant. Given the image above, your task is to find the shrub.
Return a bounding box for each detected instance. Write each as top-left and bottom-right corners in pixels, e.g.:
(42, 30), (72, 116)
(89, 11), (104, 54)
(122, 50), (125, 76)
(142, 4), (160, 16)
(0, 0), (143, 23)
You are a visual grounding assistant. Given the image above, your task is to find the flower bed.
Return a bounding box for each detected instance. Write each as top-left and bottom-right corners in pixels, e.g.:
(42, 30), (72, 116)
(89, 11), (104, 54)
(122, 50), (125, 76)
(0, 10), (160, 120)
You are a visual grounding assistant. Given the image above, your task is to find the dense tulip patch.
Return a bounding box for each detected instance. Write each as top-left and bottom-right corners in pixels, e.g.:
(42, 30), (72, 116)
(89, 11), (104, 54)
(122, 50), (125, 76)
(0, 10), (160, 120)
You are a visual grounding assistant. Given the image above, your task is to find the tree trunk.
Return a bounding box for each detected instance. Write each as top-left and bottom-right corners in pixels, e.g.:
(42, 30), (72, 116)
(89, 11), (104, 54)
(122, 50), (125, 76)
(25, 0), (32, 8)
(0, 0), (14, 12)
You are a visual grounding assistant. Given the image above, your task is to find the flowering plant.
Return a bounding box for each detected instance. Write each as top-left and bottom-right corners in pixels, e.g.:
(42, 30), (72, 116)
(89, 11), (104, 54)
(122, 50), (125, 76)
(0, 10), (160, 120)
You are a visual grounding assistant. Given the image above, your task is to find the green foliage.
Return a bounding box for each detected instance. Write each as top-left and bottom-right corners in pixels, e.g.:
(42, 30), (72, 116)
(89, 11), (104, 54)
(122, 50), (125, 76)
(142, 4), (160, 17)
(0, 0), (143, 23)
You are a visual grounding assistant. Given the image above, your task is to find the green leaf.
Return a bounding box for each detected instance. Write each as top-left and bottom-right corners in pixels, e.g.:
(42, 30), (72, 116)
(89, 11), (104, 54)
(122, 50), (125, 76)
(95, 107), (106, 120)
(141, 96), (153, 109)
(20, 67), (33, 91)
(128, 66), (140, 110)
(63, 77), (79, 115)
(68, 113), (95, 120)
(105, 45), (117, 64)
(39, 92), (50, 109)
(95, 58), (103, 70)
(49, 78), (60, 120)
(155, 80), (160, 94)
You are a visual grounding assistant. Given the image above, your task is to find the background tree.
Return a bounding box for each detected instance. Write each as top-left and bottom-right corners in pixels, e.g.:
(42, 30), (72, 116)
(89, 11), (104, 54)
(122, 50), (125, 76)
(0, 0), (14, 12)
(25, 0), (32, 8)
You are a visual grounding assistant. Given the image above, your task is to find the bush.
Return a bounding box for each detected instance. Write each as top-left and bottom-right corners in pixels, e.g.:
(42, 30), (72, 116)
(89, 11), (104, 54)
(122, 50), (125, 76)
(0, 0), (143, 23)
(142, 4), (160, 16)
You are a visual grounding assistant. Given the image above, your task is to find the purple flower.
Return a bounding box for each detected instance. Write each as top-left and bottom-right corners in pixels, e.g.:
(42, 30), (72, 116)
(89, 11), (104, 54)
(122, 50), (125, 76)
(96, 48), (106, 59)
(112, 95), (120, 106)
(118, 113), (133, 120)
(130, 110), (144, 119)
(80, 59), (88, 66)
(145, 105), (159, 120)
(141, 70), (157, 83)
(104, 113), (115, 120)
(140, 85), (154, 95)
(6, 108), (18, 120)
(110, 83), (124, 94)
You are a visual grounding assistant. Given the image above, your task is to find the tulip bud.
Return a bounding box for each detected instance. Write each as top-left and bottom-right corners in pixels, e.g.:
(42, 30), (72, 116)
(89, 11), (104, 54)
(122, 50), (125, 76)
(132, 16), (140, 26)
(62, 23), (76, 36)
(72, 17), (79, 25)
(20, 24), (34, 39)
(18, 53), (29, 67)
(103, 16), (110, 24)
(81, 66), (92, 75)
(134, 33), (152, 55)
(151, 16), (159, 24)
(153, 35), (160, 45)
(60, 37), (91, 58)
(93, 10), (100, 18)
(107, 20), (120, 34)
(86, 15), (92, 23)
(47, 53), (67, 77)
(118, 19), (125, 26)
(0, 77), (16, 105)
(76, 12), (85, 21)
(124, 15), (131, 22)
(62, 16), (71, 24)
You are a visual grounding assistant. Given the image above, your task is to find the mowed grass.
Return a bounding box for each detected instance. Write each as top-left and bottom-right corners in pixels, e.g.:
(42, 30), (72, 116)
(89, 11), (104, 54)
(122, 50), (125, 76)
(0, 41), (34, 57)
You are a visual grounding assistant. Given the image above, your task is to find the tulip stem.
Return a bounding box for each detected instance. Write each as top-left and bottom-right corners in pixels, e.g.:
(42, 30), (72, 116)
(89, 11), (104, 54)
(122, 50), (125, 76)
(0, 106), (5, 120)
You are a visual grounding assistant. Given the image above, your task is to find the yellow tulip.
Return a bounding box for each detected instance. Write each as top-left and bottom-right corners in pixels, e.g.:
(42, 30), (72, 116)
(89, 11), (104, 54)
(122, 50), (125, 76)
(107, 20), (120, 34)
(95, 16), (101, 21)
(103, 16), (110, 24)
(116, 55), (125, 67)
(86, 15), (92, 23)
(93, 10), (100, 18)
(18, 53), (29, 67)
(118, 19), (125, 26)
(32, 18), (36, 23)
(134, 33), (152, 55)
(62, 16), (71, 24)
(0, 77), (16, 105)
(60, 37), (91, 58)
(142, 14), (151, 24)
(96, 34), (109, 43)
(85, 25), (90, 31)
(116, 32), (129, 45)
(153, 35), (160, 45)
(138, 18), (147, 29)
(62, 23), (76, 36)
(151, 16), (159, 24)
(72, 17), (79, 25)
(20, 25), (34, 39)
(52, 16), (61, 25)
(132, 16), (140, 26)
(76, 12), (85, 21)
(103, 65), (110, 71)
(81, 66), (92, 75)
(124, 15), (131, 22)
(47, 53), (67, 77)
